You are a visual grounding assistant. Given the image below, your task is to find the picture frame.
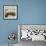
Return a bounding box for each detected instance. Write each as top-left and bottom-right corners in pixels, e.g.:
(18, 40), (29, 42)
(3, 5), (18, 20)
(18, 24), (46, 41)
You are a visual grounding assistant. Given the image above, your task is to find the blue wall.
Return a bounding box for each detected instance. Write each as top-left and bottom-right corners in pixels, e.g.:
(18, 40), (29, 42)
(20, 0), (46, 24)
(0, 0), (46, 44)
(0, 0), (18, 44)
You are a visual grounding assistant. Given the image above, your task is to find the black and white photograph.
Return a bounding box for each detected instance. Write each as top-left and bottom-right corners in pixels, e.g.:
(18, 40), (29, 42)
(18, 25), (46, 46)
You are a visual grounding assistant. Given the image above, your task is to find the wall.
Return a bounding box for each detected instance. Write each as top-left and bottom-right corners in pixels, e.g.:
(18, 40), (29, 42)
(0, 0), (46, 45)
(0, 0), (19, 44)
(19, 0), (46, 24)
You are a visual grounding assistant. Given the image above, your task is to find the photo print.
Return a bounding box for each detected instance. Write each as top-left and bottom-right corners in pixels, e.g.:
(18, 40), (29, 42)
(3, 5), (17, 19)
(18, 25), (46, 41)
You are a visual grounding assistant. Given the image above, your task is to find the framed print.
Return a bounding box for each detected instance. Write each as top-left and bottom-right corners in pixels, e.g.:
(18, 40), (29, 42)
(18, 24), (46, 41)
(3, 5), (17, 20)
